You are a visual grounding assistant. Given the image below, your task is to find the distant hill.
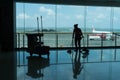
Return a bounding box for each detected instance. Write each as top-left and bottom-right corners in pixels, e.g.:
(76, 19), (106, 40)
(16, 27), (120, 33)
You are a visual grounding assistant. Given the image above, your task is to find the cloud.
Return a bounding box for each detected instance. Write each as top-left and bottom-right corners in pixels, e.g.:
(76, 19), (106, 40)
(39, 6), (55, 16)
(93, 13), (106, 22)
(17, 13), (30, 19)
(97, 14), (106, 19)
(65, 16), (70, 19)
(75, 14), (83, 19)
(57, 13), (70, 20)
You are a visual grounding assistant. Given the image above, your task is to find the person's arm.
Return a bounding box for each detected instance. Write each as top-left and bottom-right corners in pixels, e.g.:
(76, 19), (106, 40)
(80, 29), (84, 38)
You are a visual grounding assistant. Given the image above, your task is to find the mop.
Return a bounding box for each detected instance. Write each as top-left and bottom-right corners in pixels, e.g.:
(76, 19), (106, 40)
(67, 37), (74, 54)
(81, 36), (89, 58)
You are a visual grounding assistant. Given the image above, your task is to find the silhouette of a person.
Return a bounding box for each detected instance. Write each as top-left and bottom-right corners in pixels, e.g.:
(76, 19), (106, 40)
(72, 24), (83, 51)
(73, 51), (83, 79)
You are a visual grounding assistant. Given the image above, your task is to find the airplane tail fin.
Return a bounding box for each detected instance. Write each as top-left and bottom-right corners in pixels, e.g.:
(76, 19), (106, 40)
(92, 25), (95, 32)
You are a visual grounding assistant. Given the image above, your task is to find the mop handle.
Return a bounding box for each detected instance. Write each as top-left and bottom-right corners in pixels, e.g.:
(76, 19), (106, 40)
(40, 16), (43, 33)
(40, 16), (44, 42)
(72, 37), (74, 47)
(37, 17), (39, 34)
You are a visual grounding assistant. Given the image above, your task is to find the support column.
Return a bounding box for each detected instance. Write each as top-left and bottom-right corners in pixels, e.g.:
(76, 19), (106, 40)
(0, 0), (16, 80)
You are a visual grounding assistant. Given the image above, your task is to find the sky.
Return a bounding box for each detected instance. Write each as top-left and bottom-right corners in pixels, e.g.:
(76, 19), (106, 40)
(16, 3), (120, 31)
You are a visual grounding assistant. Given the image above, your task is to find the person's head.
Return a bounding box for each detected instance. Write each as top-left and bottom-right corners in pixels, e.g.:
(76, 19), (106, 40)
(74, 24), (78, 29)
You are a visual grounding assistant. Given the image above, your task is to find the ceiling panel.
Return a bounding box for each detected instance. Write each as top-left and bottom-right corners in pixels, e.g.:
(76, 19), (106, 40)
(14, 0), (120, 7)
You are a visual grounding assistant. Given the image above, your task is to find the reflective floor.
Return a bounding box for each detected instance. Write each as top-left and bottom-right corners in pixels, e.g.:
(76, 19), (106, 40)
(17, 49), (120, 80)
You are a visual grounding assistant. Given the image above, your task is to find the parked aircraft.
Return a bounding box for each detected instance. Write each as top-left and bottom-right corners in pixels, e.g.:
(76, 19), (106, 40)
(89, 26), (115, 40)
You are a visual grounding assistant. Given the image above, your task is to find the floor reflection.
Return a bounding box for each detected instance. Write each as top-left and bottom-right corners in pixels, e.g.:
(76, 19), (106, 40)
(72, 51), (83, 79)
(26, 56), (50, 78)
(67, 48), (89, 79)
(17, 49), (120, 80)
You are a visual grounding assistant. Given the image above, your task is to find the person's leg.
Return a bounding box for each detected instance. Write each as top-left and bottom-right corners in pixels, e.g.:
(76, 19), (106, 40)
(75, 38), (78, 51)
(78, 39), (81, 52)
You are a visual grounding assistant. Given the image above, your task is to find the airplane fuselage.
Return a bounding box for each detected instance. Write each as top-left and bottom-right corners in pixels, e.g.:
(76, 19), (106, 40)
(89, 28), (114, 40)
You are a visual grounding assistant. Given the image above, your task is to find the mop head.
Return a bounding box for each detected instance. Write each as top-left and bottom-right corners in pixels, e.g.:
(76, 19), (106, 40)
(67, 49), (72, 54)
(82, 48), (89, 53)
(82, 48), (89, 58)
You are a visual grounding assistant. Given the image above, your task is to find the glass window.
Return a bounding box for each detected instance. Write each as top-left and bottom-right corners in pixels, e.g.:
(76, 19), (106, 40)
(16, 3), (120, 48)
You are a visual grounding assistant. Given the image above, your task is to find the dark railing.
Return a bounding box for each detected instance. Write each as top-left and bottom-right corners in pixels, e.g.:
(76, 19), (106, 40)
(16, 32), (120, 49)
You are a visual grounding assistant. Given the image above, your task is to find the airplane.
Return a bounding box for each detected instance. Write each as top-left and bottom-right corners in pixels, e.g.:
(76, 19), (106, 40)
(89, 26), (115, 40)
